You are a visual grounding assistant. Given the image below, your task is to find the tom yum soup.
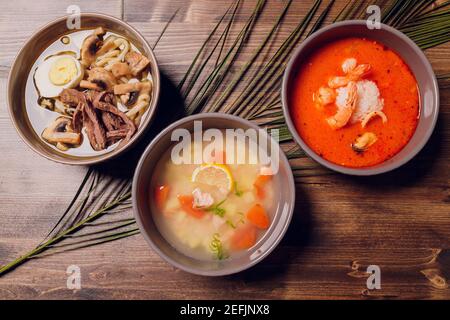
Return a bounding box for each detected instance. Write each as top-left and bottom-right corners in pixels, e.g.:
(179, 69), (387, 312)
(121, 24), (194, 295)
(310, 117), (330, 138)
(150, 129), (280, 261)
(289, 37), (420, 168)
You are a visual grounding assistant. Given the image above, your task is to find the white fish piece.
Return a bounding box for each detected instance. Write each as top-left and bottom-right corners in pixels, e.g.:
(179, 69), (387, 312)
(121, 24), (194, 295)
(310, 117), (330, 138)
(335, 79), (384, 124)
(192, 188), (214, 208)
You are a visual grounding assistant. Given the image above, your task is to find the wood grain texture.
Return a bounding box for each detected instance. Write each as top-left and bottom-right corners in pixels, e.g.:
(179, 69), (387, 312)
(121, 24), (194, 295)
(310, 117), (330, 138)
(0, 0), (449, 300)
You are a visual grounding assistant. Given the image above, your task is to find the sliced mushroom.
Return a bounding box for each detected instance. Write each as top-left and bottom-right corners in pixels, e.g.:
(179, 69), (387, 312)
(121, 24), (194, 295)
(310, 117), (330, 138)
(80, 80), (103, 91)
(42, 117), (81, 146)
(86, 67), (117, 92)
(93, 27), (106, 37)
(126, 91), (140, 106)
(80, 28), (105, 66)
(351, 132), (378, 153)
(38, 97), (54, 110)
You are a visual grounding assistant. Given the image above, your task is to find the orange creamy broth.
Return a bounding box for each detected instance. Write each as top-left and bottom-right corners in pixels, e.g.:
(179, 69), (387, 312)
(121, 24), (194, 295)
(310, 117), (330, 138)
(289, 37), (419, 168)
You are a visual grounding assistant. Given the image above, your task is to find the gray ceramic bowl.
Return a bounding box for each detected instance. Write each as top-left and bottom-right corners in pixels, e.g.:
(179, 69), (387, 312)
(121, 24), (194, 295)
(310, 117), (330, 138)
(132, 113), (295, 276)
(282, 20), (439, 175)
(7, 13), (160, 165)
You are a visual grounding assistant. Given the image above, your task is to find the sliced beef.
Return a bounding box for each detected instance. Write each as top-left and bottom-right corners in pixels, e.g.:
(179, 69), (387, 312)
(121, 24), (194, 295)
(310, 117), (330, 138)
(92, 92), (136, 144)
(106, 128), (129, 140)
(72, 103), (84, 133)
(60, 88), (135, 150)
(82, 101), (107, 151)
(101, 112), (123, 131)
(60, 89), (87, 106)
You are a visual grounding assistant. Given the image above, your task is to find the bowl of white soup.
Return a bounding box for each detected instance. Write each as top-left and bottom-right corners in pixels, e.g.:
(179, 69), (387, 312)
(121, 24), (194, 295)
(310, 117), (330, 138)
(132, 113), (295, 276)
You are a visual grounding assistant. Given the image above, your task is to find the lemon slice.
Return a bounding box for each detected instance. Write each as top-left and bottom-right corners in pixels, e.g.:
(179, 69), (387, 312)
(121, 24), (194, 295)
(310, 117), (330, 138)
(192, 164), (234, 194)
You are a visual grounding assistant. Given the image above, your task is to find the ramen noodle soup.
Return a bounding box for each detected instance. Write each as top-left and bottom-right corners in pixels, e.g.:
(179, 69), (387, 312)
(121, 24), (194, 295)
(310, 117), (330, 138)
(26, 27), (153, 156)
(150, 132), (279, 261)
(289, 37), (420, 168)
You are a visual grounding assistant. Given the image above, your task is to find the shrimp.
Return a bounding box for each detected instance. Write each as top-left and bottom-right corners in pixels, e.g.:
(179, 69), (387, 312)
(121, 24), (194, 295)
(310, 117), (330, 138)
(328, 62), (371, 88)
(327, 82), (357, 130)
(313, 86), (336, 109)
(328, 76), (349, 89)
(342, 58), (357, 73)
(348, 64), (371, 81)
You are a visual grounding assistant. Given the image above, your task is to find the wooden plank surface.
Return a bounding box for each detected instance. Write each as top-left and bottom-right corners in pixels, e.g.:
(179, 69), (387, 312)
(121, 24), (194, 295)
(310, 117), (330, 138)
(0, 0), (449, 300)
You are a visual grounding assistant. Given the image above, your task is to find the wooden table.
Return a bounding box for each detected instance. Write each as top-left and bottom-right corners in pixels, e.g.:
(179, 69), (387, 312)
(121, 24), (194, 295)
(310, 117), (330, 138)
(0, 0), (449, 300)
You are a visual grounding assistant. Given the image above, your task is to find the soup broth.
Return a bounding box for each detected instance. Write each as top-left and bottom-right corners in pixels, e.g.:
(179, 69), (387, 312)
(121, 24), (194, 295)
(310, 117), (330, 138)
(150, 132), (279, 261)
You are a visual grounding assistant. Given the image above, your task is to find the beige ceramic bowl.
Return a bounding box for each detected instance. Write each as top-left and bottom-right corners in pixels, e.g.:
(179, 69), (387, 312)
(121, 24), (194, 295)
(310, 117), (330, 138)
(282, 20), (439, 175)
(133, 114), (296, 276)
(7, 13), (160, 165)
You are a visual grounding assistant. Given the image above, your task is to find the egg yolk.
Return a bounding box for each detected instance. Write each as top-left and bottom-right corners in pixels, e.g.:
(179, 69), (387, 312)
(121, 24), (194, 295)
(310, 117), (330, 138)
(49, 57), (78, 85)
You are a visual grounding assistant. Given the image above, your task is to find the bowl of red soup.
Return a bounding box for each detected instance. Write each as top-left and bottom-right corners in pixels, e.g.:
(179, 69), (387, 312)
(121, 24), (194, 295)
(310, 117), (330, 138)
(282, 20), (439, 175)
(133, 113), (295, 276)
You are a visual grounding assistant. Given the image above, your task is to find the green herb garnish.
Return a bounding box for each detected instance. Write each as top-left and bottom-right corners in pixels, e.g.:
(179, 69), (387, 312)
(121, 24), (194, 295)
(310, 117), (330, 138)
(237, 212), (245, 224)
(226, 220), (236, 229)
(234, 181), (244, 197)
(206, 199), (226, 217)
(210, 233), (228, 260)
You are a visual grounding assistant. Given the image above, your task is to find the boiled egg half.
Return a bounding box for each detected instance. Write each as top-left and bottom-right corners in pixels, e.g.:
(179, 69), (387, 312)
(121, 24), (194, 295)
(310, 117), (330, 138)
(34, 54), (84, 98)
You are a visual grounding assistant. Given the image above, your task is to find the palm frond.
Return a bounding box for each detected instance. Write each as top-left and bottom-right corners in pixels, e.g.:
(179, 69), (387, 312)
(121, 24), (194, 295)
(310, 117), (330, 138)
(152, 8), (180, 50)
(180, 0), (242, 100)
(206, 0), (293, 113)
(226, 0), (323, 117)
(185, 0), (266, 115)
(177, 0), (238, 91)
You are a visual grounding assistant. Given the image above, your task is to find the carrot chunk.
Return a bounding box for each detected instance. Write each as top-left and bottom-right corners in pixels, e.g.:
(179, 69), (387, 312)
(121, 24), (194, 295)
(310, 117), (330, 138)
(177, 195), (205, 219)
(231, 225), (257, 250)
(246, 204), (270, 229)
(253, 175), (272, 199)
(155, 185), (170, 210)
